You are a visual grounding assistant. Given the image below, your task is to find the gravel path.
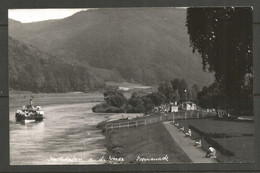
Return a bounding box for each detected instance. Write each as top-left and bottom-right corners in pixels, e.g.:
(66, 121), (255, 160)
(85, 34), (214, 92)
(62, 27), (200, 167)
(163, 121), (218, 163)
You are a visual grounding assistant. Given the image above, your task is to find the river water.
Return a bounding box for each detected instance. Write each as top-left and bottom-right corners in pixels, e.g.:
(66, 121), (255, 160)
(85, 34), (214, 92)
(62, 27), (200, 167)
(10, 102), (111, 165)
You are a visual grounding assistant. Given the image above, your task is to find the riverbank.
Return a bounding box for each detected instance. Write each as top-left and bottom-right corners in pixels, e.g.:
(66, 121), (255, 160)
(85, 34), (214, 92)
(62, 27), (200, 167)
(103, 122), (192, 164)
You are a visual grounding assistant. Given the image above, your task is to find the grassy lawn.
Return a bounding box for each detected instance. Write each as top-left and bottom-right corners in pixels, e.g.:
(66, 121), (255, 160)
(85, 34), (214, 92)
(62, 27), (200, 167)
(104, 122), (192, 164)
(175, 118), (254, 163)
(215, 137), (254, 163)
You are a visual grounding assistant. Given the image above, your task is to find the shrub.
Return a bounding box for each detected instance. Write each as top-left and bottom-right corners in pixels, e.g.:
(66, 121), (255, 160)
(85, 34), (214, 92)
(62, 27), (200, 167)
(105, 106), (125, 113)
(92, 103), (108, 112)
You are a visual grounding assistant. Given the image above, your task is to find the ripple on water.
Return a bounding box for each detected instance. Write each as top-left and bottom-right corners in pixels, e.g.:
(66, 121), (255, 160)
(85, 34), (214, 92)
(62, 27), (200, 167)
(10, 102), (110, 165)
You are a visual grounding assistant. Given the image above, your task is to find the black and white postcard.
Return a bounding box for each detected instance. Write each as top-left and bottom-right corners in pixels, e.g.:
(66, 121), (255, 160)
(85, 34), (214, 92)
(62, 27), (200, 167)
(8, 7), (253, 165)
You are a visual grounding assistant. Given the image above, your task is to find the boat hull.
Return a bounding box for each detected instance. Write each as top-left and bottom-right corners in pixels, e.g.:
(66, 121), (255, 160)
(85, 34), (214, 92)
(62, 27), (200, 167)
(24, 119), (36, 123)
(15, 113), (44, 122)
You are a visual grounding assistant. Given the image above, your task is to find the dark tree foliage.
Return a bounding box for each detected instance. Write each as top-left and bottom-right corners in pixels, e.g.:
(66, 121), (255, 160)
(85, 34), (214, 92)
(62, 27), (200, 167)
(157, 81), (181, 102)
(93, 87), (128, 113)
(197, 81), (253, 116)
(170, 79), (188, 101)
(128, 92), (142, 107)
(94, 79), (201, 113)
(197, 82), (225, 109)
(186, 7), (253, 116)
(158, 79), (199, 103)
(188, 84), (200, 103)
(127, 92), (145, 113)
(142, 96), (155, 113)
(103, 86), (127, 108)
(192, 84), (200, 94)
(147, 92), (166, 106)
(158, 81), (174, 102)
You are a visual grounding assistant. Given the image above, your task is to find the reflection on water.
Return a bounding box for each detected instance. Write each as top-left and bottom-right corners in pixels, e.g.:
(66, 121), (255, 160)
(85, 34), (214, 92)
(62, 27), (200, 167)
(10, 102), (110, 165)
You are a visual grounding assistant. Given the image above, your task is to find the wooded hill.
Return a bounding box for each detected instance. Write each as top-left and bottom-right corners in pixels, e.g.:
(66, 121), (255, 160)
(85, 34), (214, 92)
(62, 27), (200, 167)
(9, 37), (115, 92)
(9, 8), (214, 92)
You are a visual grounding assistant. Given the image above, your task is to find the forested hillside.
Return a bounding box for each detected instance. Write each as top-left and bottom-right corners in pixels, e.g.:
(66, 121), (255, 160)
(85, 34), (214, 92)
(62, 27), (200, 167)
(9, 37), (117, 92)
(9, 8), (214, 92)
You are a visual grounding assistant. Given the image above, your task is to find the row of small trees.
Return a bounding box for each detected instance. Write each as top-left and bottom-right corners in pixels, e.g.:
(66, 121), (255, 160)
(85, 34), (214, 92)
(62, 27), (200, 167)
(197, 80), (253, 116)
(92, 78), (200, 113)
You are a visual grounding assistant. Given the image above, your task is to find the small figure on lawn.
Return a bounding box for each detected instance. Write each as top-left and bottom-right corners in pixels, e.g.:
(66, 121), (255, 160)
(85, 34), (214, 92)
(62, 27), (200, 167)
(194, 139), (202, 147)
(205, 145), (217, 159)
(180, 126), (184, 132)
(185, 129), (192, 137)
(175, 123), (179, 127)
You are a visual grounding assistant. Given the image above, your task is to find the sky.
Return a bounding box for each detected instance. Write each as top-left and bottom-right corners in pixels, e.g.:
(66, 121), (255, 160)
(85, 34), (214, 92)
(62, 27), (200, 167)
(8, 9), (89, 23)
(8, 8), (186, 23)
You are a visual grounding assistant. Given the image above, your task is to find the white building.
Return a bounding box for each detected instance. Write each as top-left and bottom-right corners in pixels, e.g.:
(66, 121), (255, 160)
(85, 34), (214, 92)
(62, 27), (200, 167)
(170, 102), (178, 112)
(181, 102), (197, 110)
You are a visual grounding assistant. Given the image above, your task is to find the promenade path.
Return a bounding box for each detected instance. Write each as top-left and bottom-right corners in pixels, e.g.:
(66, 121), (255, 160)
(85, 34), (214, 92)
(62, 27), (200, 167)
(163, 121), (218, 163)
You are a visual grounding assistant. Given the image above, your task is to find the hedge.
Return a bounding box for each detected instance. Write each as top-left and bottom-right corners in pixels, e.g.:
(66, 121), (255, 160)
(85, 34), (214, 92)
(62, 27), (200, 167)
(189, 125), (235, 156)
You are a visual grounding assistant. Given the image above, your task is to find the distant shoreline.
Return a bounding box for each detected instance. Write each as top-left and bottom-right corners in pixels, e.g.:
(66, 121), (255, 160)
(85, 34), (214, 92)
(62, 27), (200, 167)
(9, 91), (104, 113)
